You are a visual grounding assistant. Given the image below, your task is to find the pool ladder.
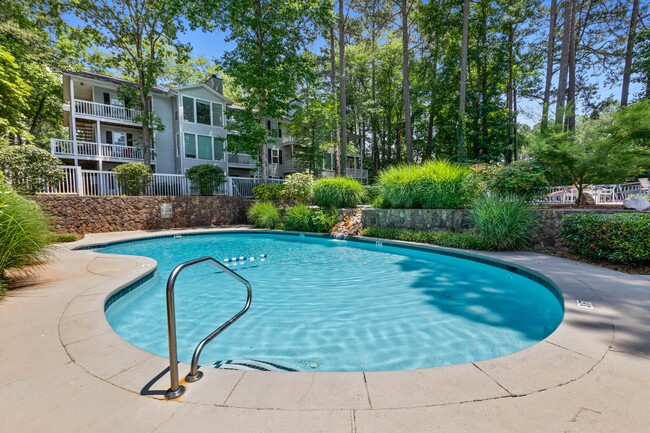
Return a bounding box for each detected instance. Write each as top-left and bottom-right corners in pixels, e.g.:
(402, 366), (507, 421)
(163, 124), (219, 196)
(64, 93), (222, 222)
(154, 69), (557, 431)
(164, 256), (252, 399)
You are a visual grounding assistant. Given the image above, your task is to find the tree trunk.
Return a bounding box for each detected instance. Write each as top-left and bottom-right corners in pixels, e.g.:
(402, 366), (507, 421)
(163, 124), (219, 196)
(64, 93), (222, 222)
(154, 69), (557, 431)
(555, 0), (573, 129)
(330, 24), (340, 175)
(507, 17), (515, 161)
(621, 0), (640, 106)
(139, 86), (152, 168)
(513, 84), (518, 160)
(338, 0), (347, 176)
(29, 94), (47, 141)
(254, 0), (268, 182)
(541, 0), (558, 134)
(457, 0), (470, 161)
(566, 0), (577, 131)
(425, 38), (440, 161)
(401, 0), (413, 163)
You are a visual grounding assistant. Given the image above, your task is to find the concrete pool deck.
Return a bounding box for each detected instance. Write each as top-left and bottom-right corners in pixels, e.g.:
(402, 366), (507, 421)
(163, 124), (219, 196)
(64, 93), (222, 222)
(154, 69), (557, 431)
(1, 228), (649, 432)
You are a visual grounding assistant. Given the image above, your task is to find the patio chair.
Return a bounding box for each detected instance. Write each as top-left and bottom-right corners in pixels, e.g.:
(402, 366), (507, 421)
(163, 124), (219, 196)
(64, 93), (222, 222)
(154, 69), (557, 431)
(640, 178), (650, 193)
(597, 186), (615, 204)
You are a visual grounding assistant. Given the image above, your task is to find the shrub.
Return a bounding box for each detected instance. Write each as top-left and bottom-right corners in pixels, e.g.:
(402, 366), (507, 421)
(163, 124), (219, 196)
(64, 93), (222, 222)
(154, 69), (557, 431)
(362, 186), (381, 205)
(283, 205), (315, 231)
(185, 164), (226, 196)
(252, 183), (285, 200)
(0, 145), (64, 195)
(247, 202), (281, 228)
(311, 207), (339, 233)
(48, 234), (78, 243)
(312, 177), (363, 208)
(378, 160), (476, 209)
(488, 161), (548, 200)
(0, 181), (50, 292)
(362, 227), (487, 250)
(113, 162), (152, 196)
(561, 213), (650, 263)
(282, 173), (314, 203)
(470, 196), (536, 250)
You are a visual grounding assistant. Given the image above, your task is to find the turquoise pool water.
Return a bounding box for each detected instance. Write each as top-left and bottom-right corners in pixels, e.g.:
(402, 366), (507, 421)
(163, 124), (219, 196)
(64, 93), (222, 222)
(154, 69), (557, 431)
(102, 232), (564, 372)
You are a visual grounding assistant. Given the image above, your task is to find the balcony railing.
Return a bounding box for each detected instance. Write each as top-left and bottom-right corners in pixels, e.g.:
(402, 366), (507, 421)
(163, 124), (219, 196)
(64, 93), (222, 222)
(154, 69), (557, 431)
(74, 100), (142, 123)
(51, 138), (149, 163)
(322, 168), (368, 180)
(228, 153), (257, 167)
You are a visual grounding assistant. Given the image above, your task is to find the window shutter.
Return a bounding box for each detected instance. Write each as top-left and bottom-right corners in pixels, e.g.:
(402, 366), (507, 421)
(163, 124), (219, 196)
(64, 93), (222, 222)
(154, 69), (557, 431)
(106, 131), (113, 144)
(279, 150), (283, 165)
(267, 120), (271, 130)
(103, 93), (111, 105)
(267, 148), (272, 163)
(279, 127), (282, 138)
(127, 133), (133, 146)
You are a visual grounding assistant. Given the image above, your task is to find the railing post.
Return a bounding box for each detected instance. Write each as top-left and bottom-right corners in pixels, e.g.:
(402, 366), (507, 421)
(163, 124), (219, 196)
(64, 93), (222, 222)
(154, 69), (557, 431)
(75, 166), (84, 196)
(227, 177), (234, 196)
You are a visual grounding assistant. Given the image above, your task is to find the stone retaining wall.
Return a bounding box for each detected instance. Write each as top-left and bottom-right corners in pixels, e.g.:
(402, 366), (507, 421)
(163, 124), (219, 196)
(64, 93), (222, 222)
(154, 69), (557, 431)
(361, 207), (643, 252)
(361, 208), (471, 231)
(31, 196), (249, 234)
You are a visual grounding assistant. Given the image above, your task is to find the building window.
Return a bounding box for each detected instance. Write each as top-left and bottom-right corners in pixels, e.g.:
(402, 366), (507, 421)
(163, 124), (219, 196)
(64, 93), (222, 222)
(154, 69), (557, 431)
(182, 97), (195, 123)
(267, 120), (271, 130)
(184, 133), (196, 158)
(212, 103), (223, 127)
(270, 148), (280, 164)
(197, 135), (212, 160)
(213, 138), (224, 160)
(196, 100), (211, 125)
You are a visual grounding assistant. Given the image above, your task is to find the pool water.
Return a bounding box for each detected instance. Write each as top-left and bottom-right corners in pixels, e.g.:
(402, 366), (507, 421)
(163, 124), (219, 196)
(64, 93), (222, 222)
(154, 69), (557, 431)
(102, 233), (564, 372)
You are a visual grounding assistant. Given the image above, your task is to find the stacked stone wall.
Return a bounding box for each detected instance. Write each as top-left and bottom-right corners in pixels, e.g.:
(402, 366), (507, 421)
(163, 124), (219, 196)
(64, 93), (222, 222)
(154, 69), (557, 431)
(31, 196), (249, 234)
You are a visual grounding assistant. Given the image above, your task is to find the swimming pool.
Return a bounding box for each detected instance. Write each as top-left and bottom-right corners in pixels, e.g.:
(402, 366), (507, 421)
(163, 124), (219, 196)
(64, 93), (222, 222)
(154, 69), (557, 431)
(101, 232), (564, 372)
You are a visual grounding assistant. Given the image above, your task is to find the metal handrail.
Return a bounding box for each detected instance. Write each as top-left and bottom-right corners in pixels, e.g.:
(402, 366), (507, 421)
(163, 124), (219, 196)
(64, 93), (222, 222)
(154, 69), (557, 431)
(165, 256), (252, 399)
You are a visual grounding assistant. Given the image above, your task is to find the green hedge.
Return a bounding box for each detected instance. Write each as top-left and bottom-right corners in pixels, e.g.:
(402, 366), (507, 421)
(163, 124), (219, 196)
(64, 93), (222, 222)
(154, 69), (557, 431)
(252, 183), (285, 200)
(363, 227), (487, 250)
(378, 160), (476, 209)
(561, 213), (650, 263)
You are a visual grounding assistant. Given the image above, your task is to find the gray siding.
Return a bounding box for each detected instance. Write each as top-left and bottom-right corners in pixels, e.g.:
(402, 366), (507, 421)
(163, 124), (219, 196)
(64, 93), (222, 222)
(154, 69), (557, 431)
(152, 94), (175, 174)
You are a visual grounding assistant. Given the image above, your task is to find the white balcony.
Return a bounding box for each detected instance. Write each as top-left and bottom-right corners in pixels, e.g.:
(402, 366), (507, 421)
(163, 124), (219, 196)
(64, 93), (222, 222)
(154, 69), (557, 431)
(73, 100), (142, 124)
(51, 138), (151, 163)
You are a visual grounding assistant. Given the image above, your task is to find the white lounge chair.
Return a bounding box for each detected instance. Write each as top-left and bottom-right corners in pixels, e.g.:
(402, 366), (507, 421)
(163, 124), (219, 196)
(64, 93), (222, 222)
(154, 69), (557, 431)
(639, 178), (650, 193)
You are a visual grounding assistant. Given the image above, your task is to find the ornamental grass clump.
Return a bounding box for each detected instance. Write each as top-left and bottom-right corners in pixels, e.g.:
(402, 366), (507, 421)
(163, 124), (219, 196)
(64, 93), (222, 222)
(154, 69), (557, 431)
(378, 160), (475, 209)
(247, 202), (281, 229)
(312, 177), (363, 208)
(283, 205), (315, 231)
(470, 195), (536, 250)
(0, 180), (51, 295)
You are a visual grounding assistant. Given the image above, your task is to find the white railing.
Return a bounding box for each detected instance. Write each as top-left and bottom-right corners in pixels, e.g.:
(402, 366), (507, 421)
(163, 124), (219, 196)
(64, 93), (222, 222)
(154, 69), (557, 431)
(321, 168), (369, 181)
(228, 153), (257, 167)
(74, 100), (142, 123)
(35, 167), (280, 198)
(51, 139), (149, 163)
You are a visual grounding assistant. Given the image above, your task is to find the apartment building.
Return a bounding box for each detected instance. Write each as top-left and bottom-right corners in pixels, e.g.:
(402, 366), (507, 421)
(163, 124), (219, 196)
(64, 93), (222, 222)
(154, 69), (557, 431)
(51, 71), (367, 182)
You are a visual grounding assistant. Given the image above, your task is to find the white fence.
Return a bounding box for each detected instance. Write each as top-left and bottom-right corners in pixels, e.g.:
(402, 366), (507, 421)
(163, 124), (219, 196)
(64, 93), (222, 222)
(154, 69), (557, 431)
(39, 166), (282, 198)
